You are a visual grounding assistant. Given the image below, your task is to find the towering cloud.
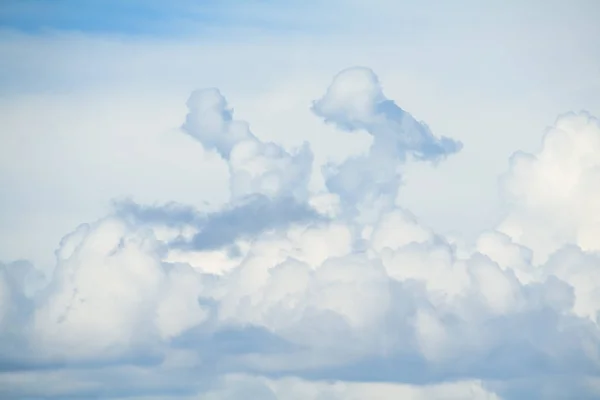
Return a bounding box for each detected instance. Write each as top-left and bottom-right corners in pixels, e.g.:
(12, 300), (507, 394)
(183, 88), (313, 201)
(496, 111), (600, 324)
(312, 67), (462, 222)
(1, 68), (600, 399)
(499, 111), (600, 263)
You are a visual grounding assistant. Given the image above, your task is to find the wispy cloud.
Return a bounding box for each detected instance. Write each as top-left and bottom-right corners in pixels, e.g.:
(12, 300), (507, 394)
(114, 195), (324, 251)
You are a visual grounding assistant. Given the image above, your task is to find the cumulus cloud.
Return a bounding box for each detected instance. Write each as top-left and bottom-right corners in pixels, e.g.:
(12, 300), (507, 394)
(183, 88), (313, 201)
(2, 67), (600, 399)
(499, 111), (600, 263)
(23, 217), (210, 365)
(312, 67), (462, 222)
(312, 67), (461, 159)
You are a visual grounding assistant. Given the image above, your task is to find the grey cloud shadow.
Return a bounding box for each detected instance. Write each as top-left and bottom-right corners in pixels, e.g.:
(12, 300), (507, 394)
(374, 99), (463, 163)
(113, 194), (326, 251)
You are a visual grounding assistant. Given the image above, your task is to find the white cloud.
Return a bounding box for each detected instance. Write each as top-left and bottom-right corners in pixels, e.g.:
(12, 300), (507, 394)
(25, 217), (209, 363)
(198, 374), (503, 400)
(3, 12), (599, 265)
(2, 7), (600, 396)
(183, 87), (313, 201)
(2, 65), (600, 399)
(310, 67), (463, 229)
(499, 112), (600, 263)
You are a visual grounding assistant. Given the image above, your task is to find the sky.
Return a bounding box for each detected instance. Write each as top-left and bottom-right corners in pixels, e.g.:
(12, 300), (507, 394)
(1, 1), (600, 399)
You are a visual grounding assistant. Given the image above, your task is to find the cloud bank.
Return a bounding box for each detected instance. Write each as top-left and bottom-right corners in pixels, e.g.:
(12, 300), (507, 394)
(1, 67), (600, 399)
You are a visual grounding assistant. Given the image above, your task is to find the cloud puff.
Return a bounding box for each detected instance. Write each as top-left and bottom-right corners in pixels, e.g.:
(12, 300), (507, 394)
(496, 111), (600, 325)
(312, 67), (462, 161)
(2, 68), (600, 399)
(312, 67), (463, 222)
(499, 111), (600, 263)
(22, 217), (209, 365)
(183, 88), (313, 201)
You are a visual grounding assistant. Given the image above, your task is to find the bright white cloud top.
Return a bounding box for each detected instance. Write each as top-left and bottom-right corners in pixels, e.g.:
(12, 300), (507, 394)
(1, 63), (600, 399)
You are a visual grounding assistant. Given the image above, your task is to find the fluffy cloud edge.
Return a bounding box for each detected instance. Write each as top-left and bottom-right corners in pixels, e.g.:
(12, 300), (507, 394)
(1, 68), (600, 399)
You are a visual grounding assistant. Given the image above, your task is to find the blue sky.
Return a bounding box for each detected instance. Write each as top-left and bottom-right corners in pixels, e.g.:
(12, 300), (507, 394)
(0, 0), (331, 36)
(0, 0), (235, 34)
(1, 1), (600, 399)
